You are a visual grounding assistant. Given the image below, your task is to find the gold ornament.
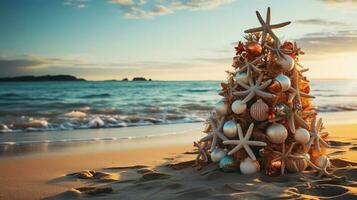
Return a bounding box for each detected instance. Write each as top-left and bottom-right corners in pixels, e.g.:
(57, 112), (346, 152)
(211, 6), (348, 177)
(250, 99), (269, 121)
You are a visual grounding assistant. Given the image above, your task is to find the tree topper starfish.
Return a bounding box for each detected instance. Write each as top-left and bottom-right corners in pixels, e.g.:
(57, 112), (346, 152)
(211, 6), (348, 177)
(236, 55), (264, 77)
(223, 123), (266, 160)
(193, 141), (209, 166)
(307, 117), (330, 152)
(233, 74), (275, 103)
(288, 69), (315, 107)
(200, 115), (228, 152)
(244, 7), (291, 45)
(271, 143), (303, 175)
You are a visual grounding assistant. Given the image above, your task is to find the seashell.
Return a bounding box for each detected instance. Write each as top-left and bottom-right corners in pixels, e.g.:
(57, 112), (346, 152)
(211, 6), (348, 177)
(250, 99), (269, 121)
(286, 157), (308, 172)
(231, 100), (247, 114)
(275, 55), (294, 71)
(210, 147), (227, 162)
(314, 155), (330, 168)
(223, 120), (237, 138)
(294, 128), (310, 144)
(240, 158), (260, 174)
(215, 100), (229, 115)
(266, 123), (288, 144)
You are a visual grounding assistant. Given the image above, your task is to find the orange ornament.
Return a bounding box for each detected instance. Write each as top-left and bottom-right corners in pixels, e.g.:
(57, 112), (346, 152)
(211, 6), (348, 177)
(246, 42), (262, 56)
(268, 80), (282, 93)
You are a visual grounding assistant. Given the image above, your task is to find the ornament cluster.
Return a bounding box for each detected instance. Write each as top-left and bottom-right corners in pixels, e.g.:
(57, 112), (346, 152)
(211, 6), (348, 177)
(194, 7), (332, 177)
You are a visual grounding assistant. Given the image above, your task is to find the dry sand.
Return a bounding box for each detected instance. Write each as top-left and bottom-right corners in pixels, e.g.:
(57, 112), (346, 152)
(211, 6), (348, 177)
(0, 122), (357, 200)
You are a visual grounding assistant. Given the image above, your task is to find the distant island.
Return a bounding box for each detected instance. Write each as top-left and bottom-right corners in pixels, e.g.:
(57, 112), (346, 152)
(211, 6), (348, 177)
(131, 77), (152, 81)
(0, 75), (86, 82)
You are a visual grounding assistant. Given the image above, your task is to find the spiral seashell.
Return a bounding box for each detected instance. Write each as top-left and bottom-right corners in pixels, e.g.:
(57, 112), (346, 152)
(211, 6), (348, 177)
(250, 99), (269, 121)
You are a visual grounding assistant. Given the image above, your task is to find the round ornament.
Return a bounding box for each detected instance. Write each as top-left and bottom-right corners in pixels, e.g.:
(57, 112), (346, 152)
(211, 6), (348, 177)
(314, 155), (330, 168)
(246, 42), (262, 56)
(250, 99), (269, 121)
(275, 55), (295, 72)
(210, 147), (227, 163)
(240, 158), (260, 175)
(219, 155), (237, 172)
(231, 100), (247, 114)
(274, 103), (289, 117)
(286, 157), (308, 172)
(223, 120), (237, 138)
(235, 72), (248, 84)
(266, 123), (288, 144)
(275, 74), (291, 92)
(294, 128), (310, 144)
(215, 100), (229, 115)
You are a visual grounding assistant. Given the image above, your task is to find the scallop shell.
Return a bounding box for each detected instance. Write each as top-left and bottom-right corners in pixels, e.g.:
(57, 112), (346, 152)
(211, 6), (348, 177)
(286, 158), (308, 173)
(250, 99), (269, 121)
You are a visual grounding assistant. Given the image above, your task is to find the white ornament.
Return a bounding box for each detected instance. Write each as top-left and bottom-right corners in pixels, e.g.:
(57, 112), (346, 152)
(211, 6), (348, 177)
(276, 55), (294, 71)
(231, 100), (247, 114)
(235, 72), (248, 84)
(314, 155), (330, 168)
(223, 120), (237, 138)
(240, 158), (260, 175)
(294, 128), (310, 144)
(210, 147), (227, 162)
(266, 123), (288, 144)
(275, 74), (291, 92)
(215, 100), (228, 115)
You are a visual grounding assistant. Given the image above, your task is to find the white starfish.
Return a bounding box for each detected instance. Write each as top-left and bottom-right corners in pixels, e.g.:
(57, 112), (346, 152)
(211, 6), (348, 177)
(244, 7), (291, 45)
(233, 74), (275, 103)
(223, 123), (266, 160)
(288, 69), (315, 107)
(236, 55), (264, 77)
(307, 117), (330, 152)
(200, 115), (228, 151)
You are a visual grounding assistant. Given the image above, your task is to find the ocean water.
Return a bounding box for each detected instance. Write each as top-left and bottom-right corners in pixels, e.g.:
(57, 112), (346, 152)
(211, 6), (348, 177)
(0, 80), (357, 134)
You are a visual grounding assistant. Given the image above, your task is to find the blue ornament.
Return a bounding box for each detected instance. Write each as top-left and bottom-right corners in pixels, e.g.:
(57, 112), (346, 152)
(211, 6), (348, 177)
(219, 155), (237, 172)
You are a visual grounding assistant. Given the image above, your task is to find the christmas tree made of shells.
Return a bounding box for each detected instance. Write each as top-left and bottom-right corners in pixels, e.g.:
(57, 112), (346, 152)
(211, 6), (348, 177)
(194, 7), (332, 176)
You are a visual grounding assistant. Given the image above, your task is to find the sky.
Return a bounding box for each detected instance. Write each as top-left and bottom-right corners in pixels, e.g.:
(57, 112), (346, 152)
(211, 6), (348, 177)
(0, 0), (357, 80)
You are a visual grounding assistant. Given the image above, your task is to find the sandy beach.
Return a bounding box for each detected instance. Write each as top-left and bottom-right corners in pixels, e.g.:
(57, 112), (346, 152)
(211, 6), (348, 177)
(0, 112), (356, 199)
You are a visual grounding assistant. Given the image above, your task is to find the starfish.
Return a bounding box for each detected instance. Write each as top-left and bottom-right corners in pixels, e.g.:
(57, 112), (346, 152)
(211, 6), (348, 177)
(233, 74), (275, 103)
(223, 123), (266, 160)
(236, 55), (264, 77)
(298, 154), (334, 178)
(244, 7), (291, 45)
(307, 117), (330, 152)
(288, 69), (315, 107)
(200, 115), (228, 151)
(269, 105), (313, 133)
(271, 143), (303, 175)
(193, 141), (210, 166)
(264, 42), (289, 58)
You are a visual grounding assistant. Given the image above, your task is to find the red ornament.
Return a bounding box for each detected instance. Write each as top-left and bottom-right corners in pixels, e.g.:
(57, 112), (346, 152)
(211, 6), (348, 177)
(246, 42), (262, 56)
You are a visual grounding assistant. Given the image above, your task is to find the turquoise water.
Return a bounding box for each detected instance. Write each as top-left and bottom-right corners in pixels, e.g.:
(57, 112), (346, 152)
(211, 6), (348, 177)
(0, 80), (357, 133)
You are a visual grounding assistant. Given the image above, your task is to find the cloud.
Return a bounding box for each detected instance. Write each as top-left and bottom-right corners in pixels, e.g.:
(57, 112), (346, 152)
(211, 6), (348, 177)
(108, 0), (234, 18)
(293, 19), (348, 27)
(295, 30), (357, 56)
(64, 0), (89, 9)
